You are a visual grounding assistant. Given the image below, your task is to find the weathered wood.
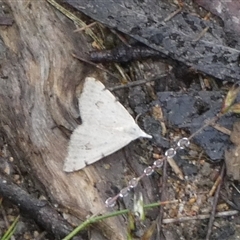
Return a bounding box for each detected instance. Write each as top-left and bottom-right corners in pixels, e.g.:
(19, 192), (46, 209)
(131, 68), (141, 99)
(67, 0), (240, 81)
(0, 1), (150, 239)
(0, 172), (81, 239)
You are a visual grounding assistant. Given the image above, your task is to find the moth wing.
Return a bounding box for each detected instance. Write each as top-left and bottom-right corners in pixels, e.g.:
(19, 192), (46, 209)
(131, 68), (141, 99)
(64, 77), (152, 172)
(64, 123), (141, 172)
(80, 77), (138, 127)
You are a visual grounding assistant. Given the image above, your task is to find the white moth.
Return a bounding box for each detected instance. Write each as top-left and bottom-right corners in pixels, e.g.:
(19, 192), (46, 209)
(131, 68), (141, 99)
(64, 77), (152, 172)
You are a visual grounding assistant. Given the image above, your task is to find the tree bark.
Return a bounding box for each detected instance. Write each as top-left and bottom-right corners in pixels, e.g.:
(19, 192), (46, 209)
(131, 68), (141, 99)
(0, 0), (139, 239)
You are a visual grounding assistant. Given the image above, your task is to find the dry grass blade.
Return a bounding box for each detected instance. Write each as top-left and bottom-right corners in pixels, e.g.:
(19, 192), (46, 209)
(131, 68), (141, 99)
(46, 0), (104, 48)
(47, 0), (130, 84)
(221, 82), (240, 114)
(1, 215), (19, 240)
(167, 157), (184, 180)
(210, 123), (231, 135)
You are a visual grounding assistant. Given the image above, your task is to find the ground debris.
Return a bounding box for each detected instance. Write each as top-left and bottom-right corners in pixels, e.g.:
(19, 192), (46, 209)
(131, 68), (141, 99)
(225, 121), (240, 181)
(67, 0), (240, 81)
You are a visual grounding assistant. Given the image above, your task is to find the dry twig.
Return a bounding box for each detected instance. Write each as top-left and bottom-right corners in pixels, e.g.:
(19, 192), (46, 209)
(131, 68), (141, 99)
(0, 172), (83, 239)
(206, 164), (225, 240)
(163, 210), (238, 224)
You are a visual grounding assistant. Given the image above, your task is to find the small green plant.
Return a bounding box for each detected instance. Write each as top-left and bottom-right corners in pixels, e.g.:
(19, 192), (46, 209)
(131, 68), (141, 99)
(1, 215), (19, 240)
(62, 200), (177, 240)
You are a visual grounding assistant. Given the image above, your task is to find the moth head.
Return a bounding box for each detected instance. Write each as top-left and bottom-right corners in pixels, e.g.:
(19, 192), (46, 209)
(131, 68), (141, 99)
(124, 125), (152, 139)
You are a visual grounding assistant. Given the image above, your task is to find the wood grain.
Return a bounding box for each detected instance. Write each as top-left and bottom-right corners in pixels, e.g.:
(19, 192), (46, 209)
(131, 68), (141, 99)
(0, 1), (130, 239)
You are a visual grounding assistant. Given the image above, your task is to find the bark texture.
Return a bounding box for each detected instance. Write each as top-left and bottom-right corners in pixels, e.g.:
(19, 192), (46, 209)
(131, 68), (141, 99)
(0, 1), (138, 239)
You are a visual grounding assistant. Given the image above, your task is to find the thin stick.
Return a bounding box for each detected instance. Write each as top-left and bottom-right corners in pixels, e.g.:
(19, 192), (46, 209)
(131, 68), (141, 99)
(205, 163), (225, 240)
(210, 123), (231, 135)
(110, 28), (131, 47)
(162, 210), (238, 224)
(164, 7), (182, 22)
(193, 27), (210, 42)
(156, 156), (168, 238)
(46, 0), (104, 48)
(220, 193), (240, 211)
(188, 114), (222, 140)
(74, 22), (97, 32)
(109, 75), (167, 91)
(231, 182), (240, 194)
(208, 173), (222, 197)
(193, 12), (211, 42)
(72, 53), (120, 80)
(167, 157), (184, 180)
